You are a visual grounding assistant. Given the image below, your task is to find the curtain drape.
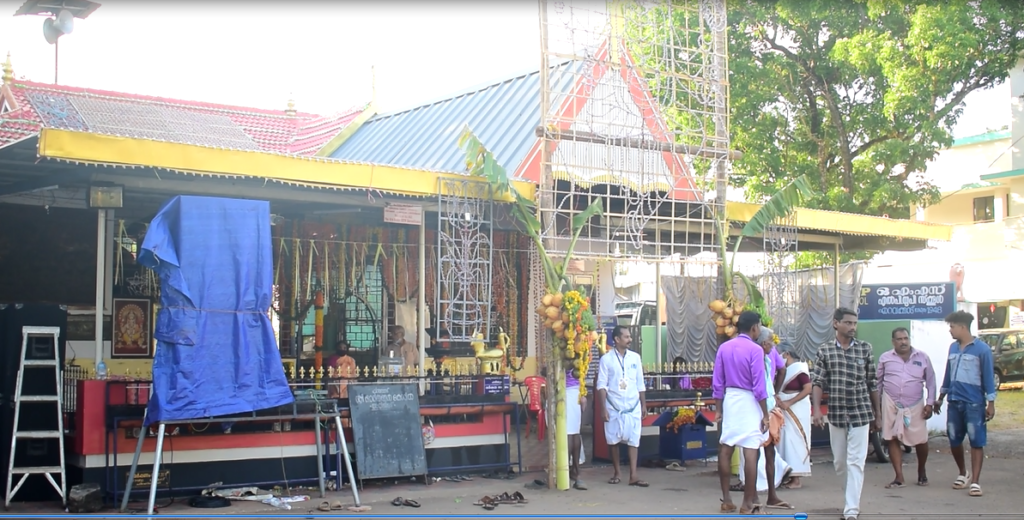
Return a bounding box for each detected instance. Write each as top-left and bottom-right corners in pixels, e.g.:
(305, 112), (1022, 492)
(660, 261), (865, 362)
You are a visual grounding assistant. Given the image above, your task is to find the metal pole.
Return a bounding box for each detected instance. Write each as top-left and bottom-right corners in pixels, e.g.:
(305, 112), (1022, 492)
(314, 418), (325, 498)
(334, 416), (360, 506)
(145, 423), (166, 516)
(655, 261), (662, 367)
(834, 243), (841, 309)
(54, 39), (58, 85)
(94, 209), (106, 367)
(418, 207), (427, 395)
(120, 404), (150, 512)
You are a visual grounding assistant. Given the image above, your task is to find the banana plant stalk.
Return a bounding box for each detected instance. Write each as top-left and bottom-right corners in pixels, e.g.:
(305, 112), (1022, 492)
(459, 126), (602, 491)
(716, 175), (815, 313)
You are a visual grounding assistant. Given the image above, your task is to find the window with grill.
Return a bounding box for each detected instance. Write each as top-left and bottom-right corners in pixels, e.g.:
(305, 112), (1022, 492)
(341, 261), (393, 351)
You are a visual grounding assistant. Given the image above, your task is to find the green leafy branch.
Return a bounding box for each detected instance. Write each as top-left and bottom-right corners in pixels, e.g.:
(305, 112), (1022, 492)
(458, 126), (603, 294)
(717, 174), (815, 320)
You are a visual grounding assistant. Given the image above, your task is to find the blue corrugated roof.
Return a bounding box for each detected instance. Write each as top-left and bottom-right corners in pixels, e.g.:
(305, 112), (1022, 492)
(330, 61), (581, 175)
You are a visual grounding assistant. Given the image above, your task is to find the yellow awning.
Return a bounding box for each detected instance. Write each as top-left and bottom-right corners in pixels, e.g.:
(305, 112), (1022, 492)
(37, 128), (536, 203)
(726, 201), (952, 242)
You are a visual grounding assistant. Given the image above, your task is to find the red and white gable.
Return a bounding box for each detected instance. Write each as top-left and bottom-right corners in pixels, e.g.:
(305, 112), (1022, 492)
(514, 39), (702, 202)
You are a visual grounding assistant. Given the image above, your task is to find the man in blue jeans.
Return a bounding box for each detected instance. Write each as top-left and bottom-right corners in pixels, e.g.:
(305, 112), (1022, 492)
(934, 311), (996, 497)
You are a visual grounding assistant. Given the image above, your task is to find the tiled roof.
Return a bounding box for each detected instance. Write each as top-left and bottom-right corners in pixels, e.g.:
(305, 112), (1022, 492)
(0, 78), (367, 155)
(329, 61), (581, 174)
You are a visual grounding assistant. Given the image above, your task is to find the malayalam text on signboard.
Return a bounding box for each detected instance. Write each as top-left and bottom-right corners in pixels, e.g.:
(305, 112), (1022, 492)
(384, 204), (423, 226)
(858, 282), (956, 321)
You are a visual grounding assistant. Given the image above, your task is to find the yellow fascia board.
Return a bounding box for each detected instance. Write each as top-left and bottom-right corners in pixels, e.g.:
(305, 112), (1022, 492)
(725, 201), (952, 242)
(315, 102), (378, 157)
(38, 128), (535, 203)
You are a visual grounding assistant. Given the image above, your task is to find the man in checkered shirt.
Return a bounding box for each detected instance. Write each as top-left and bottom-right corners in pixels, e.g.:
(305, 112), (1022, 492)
(810, 307), (881, 520)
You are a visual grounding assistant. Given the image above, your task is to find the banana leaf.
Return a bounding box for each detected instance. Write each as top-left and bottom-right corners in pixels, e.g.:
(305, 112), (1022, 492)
(739, 174), (814, 238)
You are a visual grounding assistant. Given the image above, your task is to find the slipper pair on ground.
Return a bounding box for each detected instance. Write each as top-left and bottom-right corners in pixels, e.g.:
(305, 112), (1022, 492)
(884, 476), (929, 489)
(481, 470), (517, 480)
(317, 500), (371, 512)
(606, 476), (649, 487)
(952, 471), (983, 497)
(720, 500), (793, 514)
(525, 478), (588, 490)
(729, 468), (794, 492)
(442, 475), (474, 482)
(665, 462), (686, 472)
(473, 491), (528, 510)
(390, 497), (421, 507)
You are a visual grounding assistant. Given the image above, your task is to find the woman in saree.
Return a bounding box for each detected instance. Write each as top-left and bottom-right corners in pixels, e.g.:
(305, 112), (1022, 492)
(775, 341), (813, 488)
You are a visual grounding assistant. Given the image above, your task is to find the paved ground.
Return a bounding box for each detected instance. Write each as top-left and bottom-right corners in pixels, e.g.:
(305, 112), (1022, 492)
(12, 431), (1024, 519)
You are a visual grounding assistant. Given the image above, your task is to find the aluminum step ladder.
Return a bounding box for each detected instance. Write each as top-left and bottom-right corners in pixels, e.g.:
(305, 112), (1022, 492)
(4, 326), (65, 508)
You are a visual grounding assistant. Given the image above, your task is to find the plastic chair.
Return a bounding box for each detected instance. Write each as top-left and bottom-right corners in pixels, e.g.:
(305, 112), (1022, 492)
(523, 375), (546, 441)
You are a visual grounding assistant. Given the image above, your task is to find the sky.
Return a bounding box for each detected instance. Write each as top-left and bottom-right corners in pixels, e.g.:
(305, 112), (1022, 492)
(0, 1), (1008, 135)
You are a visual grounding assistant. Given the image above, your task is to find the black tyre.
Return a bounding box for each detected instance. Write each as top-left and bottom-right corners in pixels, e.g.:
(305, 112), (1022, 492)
(994, 370), (1002, 390)
(870, 430), (889, 463)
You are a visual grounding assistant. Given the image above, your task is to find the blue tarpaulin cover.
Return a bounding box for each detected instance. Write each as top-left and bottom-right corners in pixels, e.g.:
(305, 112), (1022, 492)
(139, 196), (293, 425)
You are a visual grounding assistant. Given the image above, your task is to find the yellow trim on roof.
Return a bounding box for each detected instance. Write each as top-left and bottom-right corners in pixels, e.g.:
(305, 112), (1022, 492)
(37, 128), (535, 203)
(726, 201), (952, 242)
(315, 102), (378, 157)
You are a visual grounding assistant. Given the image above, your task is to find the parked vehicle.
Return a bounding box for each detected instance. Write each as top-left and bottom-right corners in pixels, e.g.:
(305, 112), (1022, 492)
(977, 328), (1024, 389)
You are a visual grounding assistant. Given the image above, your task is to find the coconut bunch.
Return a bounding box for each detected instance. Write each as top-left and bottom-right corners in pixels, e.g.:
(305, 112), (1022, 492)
(536, 290), (599, 399)
(708, 299), (743, 339)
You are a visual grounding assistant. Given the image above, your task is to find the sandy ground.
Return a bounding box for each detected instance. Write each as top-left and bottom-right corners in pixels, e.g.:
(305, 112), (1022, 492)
(14, 390), (1024, 518)
(14, 433), (1023, 519)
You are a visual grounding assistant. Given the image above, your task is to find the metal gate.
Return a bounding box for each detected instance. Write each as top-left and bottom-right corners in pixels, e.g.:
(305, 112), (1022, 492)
(437, 178), (494, 343)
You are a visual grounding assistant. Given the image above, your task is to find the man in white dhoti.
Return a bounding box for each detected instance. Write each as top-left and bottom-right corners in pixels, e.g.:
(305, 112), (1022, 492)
(735, 327), (792, 509)
(596, 326), (648, 487)
(713, 311), (770, 515)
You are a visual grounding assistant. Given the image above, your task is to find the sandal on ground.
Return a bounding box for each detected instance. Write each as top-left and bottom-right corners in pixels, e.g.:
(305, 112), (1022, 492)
(473, 496), (498, 509)
(969, 483), (983, 497)
(403, 499), (421, 507)
(766, 501), (794, 510)
(953, 472), (971, 489)
(665, 461), (686, 471)
(780, 481), (802, 489)
(318, 501), (332, 511)
(729, 482), (744, 492)
(740, 504), (763, 514)
(628, 480), (649, 487)
(391, 497), (404, 507)
(917, 477), (929, 487)
(330, 500), (345, 510)
(608, 476), (621, 484)
(720, 500), (737, 513)
(512, 491), (529, 503)
(885, 480), (905, 489)
(497, 492), (516, 504)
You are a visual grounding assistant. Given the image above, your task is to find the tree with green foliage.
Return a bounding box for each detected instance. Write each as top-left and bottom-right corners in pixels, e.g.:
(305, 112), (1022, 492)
(727, 0), (1024, 220)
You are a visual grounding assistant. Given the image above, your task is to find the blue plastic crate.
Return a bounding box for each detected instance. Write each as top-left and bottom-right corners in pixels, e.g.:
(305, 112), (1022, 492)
(653, 410), (713, 461)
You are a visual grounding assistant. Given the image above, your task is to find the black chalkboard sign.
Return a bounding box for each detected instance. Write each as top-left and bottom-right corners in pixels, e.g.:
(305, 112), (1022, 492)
(347, 383), (428, 481)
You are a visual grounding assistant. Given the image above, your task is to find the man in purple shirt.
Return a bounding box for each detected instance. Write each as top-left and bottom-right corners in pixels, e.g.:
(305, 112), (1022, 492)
(713, 311), (770, 515)
(877, 327), (936, 488)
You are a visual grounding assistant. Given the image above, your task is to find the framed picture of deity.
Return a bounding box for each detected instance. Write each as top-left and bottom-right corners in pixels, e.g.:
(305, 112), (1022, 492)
(112, 298), (153, 358)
